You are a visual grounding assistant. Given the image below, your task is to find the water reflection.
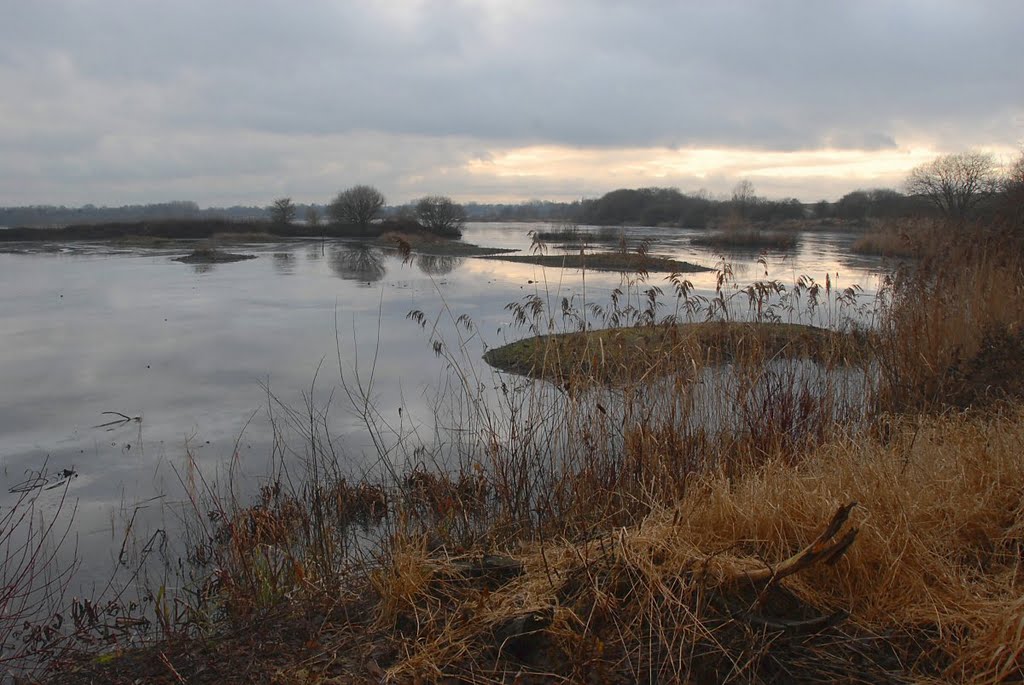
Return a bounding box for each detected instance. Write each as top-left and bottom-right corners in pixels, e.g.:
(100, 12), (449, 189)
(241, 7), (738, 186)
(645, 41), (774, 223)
(272, 252), (296, 275)
(0, 223), (889, 600)
(328, 243), (386, 283)
(306, 243), (324, 261)
(416, 254), (463, 276)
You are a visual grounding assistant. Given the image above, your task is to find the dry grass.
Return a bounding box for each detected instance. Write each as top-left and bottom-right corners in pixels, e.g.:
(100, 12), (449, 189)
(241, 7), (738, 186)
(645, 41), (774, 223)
(850, 218), (943, 258)
(38, 219), (1024, 683)
(358, 407), (1024, 683)
(483, 321), (870, 385)
(55, 408), (1024, 683)
(872, 226), (1024, 411)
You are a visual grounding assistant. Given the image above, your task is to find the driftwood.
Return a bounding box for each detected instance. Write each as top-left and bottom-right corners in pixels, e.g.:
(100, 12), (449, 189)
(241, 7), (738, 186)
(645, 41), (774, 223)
(726, 502), (859, 587)
(712, 502), (860, 634)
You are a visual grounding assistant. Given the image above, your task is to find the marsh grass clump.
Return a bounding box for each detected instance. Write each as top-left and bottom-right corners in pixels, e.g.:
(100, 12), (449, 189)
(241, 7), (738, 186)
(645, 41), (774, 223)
(872, 224), (1024, 412)
(850, 217), (942, 258)
(691, 228), (798, 251)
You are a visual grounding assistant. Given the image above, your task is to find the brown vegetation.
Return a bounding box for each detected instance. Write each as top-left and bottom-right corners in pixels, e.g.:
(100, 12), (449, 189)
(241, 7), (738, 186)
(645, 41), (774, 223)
(849, 218), (943, 258)
(21, 212), (1024, 683)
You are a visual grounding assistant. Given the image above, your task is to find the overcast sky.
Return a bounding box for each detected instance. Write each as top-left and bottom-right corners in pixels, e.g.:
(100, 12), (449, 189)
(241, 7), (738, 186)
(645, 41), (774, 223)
(1, 0), (1021, 207)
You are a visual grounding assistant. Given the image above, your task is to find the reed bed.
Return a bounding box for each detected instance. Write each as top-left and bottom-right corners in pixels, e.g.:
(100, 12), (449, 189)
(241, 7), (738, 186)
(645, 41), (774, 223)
(850, 217), (945, 258)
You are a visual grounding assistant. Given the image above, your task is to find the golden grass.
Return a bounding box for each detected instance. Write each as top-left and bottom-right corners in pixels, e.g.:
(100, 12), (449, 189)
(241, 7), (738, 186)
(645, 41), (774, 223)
(874, 228), (1024, 411)
(353, 406), (1024, 683)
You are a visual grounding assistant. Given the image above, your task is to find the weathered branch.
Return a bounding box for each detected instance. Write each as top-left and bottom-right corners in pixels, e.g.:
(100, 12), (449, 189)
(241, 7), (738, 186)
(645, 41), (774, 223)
(730, 502), (859, 586)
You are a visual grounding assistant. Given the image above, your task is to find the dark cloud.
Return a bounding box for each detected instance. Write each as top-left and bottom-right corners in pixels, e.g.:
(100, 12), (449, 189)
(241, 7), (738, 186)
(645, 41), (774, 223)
(0, 1), (1021, 205)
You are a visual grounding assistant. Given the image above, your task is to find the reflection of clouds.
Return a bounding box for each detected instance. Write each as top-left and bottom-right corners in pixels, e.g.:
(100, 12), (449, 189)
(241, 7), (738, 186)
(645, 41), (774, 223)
(329, 244), (386, 283)
(416, 254), (463, 276)
(272, 252), (296, 275)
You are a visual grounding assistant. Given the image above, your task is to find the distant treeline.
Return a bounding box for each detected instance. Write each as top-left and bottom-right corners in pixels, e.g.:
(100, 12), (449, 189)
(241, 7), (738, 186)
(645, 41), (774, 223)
(0, 217), (428, 242)
(436, 187), (936, 227)
(2, 187), (936, 230)
(0, 201), (321, 229)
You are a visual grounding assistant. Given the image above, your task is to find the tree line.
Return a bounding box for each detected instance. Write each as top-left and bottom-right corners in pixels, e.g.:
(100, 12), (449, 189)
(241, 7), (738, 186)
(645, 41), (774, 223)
(4, 150), (1019, 231)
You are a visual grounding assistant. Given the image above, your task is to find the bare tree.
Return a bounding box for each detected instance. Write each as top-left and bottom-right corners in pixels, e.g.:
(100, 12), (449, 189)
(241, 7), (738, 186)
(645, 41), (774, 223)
(415, 195), (466, 237)
(731, 179), (757, 219)
(269, 197), (296, 225)
(906, 151), (999, 220)
(327, 185), (386, 227)
(305, 206), (321, 227)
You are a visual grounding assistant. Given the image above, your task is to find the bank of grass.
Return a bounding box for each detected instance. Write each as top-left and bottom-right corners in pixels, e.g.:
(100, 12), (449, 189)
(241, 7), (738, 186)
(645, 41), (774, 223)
(484, 321), (870, 385)
(691, 228), (798, 251)
(480, 251), (711, 273)
(35, 223), (1024, 683)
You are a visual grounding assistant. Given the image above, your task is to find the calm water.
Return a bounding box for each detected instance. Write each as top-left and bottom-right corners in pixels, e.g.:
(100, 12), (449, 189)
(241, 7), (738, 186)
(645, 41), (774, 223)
(0, 223), (885, 584)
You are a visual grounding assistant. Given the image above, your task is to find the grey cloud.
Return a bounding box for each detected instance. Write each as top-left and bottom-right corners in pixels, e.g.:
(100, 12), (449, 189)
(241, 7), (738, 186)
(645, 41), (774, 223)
(0, 0), (1021, 205)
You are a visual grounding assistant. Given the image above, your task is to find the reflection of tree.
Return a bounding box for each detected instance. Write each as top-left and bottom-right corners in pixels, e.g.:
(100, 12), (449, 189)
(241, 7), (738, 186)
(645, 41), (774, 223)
(329, 244), (386, 283)
(306, 244), (323, 261)
(272, 252), (296, 275)
(191, 262), (215, 275)
(416, 254), (463, 276)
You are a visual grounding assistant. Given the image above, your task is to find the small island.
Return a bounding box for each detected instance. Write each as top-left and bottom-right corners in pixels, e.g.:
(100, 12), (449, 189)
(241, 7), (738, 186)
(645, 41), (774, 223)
(479, 251), (712, 273)
(172, 248), (257, 264)
(485, 321), (869, 385)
